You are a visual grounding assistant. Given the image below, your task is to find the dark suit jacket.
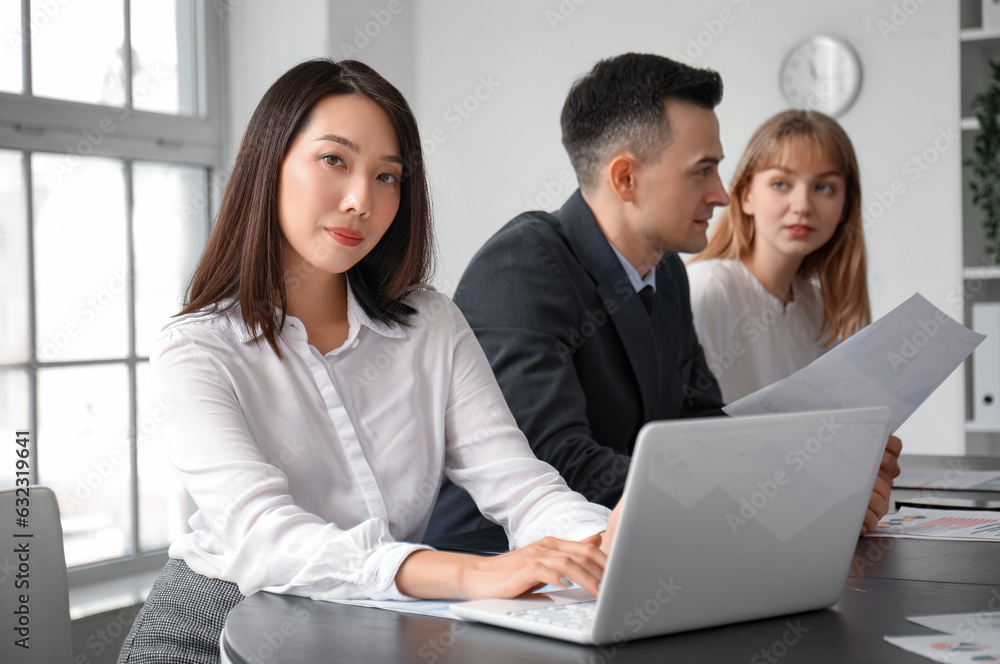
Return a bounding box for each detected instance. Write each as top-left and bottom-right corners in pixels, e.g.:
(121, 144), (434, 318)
(425, 190), (724, 540)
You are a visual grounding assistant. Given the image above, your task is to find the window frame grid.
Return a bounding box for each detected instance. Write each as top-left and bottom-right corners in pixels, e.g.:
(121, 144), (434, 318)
(1, 0), (224, 586)
(0, 0), (224, 166)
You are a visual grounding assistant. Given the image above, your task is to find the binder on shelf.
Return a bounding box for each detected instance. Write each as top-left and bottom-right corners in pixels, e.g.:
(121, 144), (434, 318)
(986, 0), (1000, 32)
(972, 302), (1000, 424)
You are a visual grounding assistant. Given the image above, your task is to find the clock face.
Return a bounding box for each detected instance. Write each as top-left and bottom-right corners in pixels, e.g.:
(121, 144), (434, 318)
(780, 36), (862, 117)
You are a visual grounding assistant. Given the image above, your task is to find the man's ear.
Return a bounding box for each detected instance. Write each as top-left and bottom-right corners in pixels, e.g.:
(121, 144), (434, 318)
(608, 155), (638, 203)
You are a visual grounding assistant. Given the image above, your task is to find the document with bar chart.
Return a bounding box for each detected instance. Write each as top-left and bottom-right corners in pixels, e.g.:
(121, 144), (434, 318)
(868, 506), (1000, 542)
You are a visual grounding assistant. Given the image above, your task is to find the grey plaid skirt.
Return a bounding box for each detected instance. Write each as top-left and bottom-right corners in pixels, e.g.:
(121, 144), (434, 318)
(117, 558), (245, 664)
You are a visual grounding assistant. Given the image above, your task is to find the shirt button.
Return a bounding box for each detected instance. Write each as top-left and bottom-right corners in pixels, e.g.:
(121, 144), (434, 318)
(350, 339), (360, 349)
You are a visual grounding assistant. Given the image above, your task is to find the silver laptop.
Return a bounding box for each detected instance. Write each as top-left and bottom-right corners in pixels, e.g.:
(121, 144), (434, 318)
(450, 406), (892, 645)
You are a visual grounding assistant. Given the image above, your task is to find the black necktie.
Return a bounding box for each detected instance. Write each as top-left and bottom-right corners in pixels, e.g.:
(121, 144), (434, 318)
(639, 285), (654, 316)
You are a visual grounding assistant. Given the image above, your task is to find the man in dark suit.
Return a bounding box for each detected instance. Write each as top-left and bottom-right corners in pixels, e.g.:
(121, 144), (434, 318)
(426, 53), (899, 540)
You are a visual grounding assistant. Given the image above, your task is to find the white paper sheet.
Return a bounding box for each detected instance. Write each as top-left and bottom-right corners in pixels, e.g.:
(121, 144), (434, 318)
(895, 467), (1000, 492)
(867, 506), (1000, 542)
(909, 613), (1000, 637)
(885, 632), (1000, 663)
(725, 294), (985, 432)
(325, 584), (572, 620)
(886, 612), (1000, 661)
(326, 597), (461, 620)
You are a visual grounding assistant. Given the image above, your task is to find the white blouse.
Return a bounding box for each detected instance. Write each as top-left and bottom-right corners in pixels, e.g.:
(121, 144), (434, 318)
(153, 284), (609, 601)
(686, 258), (829, 404)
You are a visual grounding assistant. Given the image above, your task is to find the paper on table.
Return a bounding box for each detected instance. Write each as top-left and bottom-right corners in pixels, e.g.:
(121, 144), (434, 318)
(867, 506), (1000, 542)
(725, 294), (985, 432)
(895, 467), (1000, 492)
(886, 613), (1000, 662)
(325, 584), (572, 620)
(326, 597), (461, 620)
(884, 632), (1000, 663)
(909, 613), (1000, 636)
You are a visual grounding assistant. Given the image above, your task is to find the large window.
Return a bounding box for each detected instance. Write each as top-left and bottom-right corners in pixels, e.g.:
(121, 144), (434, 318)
(0, 0), (223, 583)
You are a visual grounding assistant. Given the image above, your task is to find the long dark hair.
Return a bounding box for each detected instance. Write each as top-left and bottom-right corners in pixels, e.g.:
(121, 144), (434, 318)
(181, 59), (433, 356)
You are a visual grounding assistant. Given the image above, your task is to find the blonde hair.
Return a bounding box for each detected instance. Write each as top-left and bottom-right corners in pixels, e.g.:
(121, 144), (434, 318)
(690, 109), (870, 347)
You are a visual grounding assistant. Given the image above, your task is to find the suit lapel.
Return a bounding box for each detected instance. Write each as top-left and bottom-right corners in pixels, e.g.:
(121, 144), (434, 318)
(555, 191), (661, 419)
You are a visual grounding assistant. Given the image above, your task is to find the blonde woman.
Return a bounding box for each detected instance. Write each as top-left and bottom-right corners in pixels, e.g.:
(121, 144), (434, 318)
(687, 109), (869, 403)
(687, 110), (900, 535)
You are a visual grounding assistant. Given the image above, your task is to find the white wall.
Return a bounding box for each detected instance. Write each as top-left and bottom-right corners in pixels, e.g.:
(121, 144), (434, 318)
(327, 1), (416, 101)
(223, 0), (416, 165)
(226, 1), (964, 454)
(223, 0), (330, 163)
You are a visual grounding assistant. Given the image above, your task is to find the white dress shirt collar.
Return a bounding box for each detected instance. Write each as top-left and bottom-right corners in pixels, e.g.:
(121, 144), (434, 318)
(608, 242), (657, 293)
(224, 277), (409, 349)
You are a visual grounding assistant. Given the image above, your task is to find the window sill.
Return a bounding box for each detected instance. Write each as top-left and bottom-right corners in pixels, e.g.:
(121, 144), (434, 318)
(69, 567), (161, 621)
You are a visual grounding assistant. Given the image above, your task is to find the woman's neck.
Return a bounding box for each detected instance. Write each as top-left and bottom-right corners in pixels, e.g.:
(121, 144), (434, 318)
(741, 248), (802, 306)
(282, 256), (351, 353)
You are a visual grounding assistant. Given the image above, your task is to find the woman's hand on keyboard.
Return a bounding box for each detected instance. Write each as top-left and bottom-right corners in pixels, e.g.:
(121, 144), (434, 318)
(396, 536), (606, 600)
(462, 534), (607, 598)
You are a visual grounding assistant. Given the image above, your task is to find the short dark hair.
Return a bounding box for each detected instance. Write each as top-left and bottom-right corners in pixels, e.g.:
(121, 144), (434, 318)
(181, 59), (433, 357)
(560, 53), (723, 190)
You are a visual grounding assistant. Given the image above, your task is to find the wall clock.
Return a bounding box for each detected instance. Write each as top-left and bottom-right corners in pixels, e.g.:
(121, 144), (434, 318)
(779, 35), (862, 117)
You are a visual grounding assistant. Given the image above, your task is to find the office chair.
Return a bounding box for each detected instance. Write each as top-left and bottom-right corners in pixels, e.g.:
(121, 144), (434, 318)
(0, 486), (73, 663)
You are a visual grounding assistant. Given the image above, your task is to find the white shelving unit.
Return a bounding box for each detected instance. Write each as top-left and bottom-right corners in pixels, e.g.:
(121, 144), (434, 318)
(960, 1), (1000, 455)
(964, 266), (1000, 280)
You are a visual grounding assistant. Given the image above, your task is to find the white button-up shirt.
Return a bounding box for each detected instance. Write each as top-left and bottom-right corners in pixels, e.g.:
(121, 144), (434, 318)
(154, 285), (609, 601)
(687, 258), (827, 403)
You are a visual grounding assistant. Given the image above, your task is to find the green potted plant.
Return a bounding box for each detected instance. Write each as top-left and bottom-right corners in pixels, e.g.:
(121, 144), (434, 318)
(969, 60), (1000, 264)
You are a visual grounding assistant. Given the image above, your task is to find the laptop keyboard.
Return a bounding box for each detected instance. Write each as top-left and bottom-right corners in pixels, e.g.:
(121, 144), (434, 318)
(507, 601), (596, 631)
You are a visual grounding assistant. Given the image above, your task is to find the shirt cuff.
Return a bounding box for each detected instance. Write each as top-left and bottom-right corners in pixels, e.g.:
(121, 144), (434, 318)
(362, 541), (434, 601)
(510, 503), (610, 550)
